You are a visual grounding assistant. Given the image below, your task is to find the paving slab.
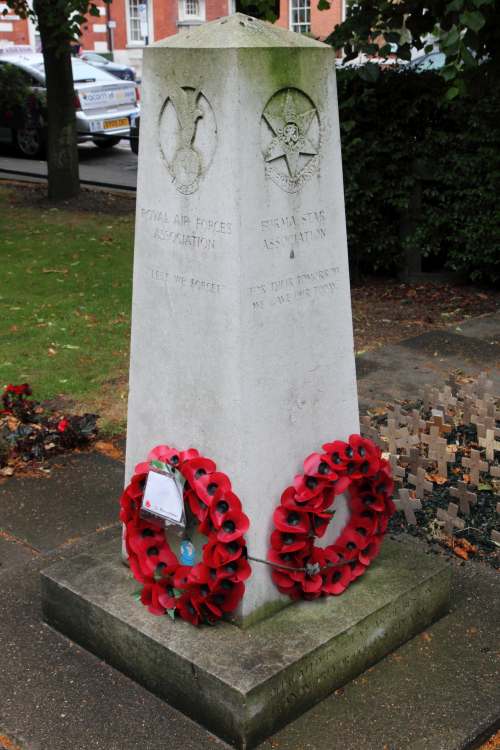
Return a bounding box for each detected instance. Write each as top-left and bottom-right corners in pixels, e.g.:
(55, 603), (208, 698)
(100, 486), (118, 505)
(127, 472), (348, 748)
(0, 534), (38, 571)
(0, 452), (124, 552)
(356, 314), (500, 411)
(400, 330), (500, 363)
(458, 310), (500, 341)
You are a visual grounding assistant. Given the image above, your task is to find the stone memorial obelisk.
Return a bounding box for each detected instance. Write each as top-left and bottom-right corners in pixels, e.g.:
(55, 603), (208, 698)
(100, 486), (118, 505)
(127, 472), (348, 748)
(125, 13), (359, 623)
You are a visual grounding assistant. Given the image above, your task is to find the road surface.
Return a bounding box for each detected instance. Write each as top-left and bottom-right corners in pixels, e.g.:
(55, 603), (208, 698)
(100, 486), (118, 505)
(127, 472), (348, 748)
(0, 140), (138, 190)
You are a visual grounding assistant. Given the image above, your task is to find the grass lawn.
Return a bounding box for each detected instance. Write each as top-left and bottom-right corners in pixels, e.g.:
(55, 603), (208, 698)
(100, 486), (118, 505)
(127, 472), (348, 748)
(0, 184), (134, 433)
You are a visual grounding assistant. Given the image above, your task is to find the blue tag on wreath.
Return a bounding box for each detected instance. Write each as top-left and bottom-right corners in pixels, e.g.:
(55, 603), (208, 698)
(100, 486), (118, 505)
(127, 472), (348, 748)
(180, 539), (195, 566)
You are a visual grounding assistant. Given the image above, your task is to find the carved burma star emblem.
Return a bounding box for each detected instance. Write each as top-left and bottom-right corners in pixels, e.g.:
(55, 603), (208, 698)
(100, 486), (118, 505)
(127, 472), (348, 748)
(263, 90), (318, 178)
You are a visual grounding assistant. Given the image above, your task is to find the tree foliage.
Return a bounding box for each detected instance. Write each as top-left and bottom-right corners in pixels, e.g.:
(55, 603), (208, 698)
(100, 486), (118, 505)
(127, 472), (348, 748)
(328, 0), (499, 97)
(3, 0), (110, 52)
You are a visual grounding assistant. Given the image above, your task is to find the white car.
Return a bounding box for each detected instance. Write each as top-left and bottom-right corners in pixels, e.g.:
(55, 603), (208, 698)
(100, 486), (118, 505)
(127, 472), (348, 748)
(0, 52), (140, 157)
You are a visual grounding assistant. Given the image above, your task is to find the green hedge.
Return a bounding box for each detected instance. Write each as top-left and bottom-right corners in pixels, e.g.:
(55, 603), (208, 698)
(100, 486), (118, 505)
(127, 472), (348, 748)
(337, 66), (500, 283)
(0, 63), (45, 130)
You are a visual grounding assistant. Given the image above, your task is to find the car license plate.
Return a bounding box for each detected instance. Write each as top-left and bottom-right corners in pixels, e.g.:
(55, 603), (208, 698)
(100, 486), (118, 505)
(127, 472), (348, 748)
(104, 117), (129, 130)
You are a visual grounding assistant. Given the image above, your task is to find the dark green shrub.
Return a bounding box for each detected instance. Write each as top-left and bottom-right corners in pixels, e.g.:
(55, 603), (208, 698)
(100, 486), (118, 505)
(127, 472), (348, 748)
(0, 63), (45, 130)
(337, 65), (500, 283)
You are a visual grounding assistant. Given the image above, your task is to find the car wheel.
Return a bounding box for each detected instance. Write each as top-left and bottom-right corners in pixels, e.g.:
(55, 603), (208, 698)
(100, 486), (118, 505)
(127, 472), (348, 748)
(14, 128), (45, 158)
(130, 134), (139, 155)
(93, 137), (121, 149)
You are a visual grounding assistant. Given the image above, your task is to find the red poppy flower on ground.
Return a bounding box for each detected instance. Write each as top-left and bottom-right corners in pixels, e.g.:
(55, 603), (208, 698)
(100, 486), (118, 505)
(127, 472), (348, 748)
(57, 418), (69, 433)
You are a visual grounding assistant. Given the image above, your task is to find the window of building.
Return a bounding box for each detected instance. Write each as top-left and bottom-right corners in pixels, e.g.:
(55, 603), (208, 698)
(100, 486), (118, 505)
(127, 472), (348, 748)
(290, 0), (310, 34)
(178, 0), (205, 21)
(127, 0), (142, 42)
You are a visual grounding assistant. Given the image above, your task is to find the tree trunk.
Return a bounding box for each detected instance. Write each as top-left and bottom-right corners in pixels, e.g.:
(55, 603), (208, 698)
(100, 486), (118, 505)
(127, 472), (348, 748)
(34, 0), (79, 201)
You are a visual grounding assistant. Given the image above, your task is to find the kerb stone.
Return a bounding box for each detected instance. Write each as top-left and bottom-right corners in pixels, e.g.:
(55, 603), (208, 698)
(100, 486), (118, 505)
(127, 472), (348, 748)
(41, 538), (451, 749)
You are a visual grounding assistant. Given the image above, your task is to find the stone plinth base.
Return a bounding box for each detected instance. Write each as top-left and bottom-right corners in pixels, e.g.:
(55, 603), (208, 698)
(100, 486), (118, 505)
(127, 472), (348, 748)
(41, 538), (451, 749)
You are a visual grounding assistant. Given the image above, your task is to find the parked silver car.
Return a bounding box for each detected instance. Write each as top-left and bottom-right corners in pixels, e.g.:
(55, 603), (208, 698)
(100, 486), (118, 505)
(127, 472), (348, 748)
(0, 52), (140, 157)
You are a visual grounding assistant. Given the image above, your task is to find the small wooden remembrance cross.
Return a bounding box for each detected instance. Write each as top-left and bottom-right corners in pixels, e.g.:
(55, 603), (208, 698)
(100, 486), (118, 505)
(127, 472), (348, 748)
(394, 488), (421, 525)
(434, 437), (453, 478)
(478, 429), (500, 462)
(381, 418), (399, 455)
(450, 481), (477, 516)
(421, 425), (440, 457)
(461, 449), (489, 487)
(436, 503), (465, 535)
(408, 409), (426, 435)
(388, 454), (406, 485)
(408, 467), (433, 500)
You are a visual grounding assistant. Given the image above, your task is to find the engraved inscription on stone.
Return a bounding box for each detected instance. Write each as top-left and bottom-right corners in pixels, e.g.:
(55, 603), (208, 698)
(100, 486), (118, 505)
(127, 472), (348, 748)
(261, 87), (320, 194)
(248, 266), (340, 313)
(159, 86), (217, 195)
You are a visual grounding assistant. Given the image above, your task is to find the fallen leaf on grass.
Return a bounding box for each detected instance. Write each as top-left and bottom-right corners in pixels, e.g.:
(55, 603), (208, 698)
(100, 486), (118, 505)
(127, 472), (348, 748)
(47, 347), (57, 356)
(420, 632), (432, 642)
(94, 441), (123, 461)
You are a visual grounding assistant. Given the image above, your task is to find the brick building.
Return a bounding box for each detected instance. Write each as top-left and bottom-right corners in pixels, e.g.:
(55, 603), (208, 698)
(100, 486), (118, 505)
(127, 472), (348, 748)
(0, 1), (344, 72)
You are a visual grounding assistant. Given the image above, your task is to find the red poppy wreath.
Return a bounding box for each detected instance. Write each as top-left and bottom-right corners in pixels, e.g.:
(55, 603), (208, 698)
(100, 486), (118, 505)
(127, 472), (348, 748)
(268, 435), (395, 600)
(120, 445), (251, 626)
